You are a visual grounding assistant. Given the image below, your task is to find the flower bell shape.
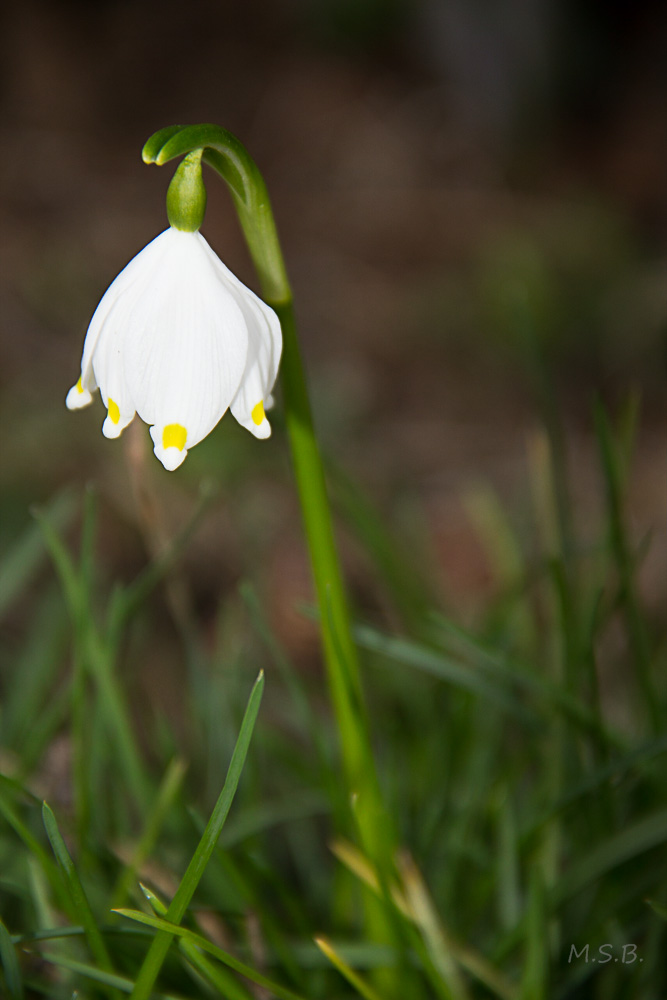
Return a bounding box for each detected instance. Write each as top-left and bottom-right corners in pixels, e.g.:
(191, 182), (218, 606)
(65, 226), (282, 470)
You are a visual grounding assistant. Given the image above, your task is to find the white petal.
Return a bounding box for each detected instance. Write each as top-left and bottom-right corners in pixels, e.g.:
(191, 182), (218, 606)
(66, 226), (282, 468)
(79, 230), (173, 396)
(120, 230), (249, 449)
(150, 424), (188, 470)
(65, 379), (93, 410)
(196, 235), (283, 439)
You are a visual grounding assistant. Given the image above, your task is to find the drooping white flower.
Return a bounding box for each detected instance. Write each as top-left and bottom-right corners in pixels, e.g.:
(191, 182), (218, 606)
(66, 227), (282, 470)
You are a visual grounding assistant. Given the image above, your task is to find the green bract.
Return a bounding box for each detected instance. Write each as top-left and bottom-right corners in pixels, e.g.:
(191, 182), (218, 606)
(166, 148), (207, 232)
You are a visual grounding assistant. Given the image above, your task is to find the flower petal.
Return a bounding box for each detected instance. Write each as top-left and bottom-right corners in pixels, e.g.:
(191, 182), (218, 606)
(78, 230), (173, 400)
(120, 230), (250, 451)
(65, 376), (94, 410)
(150, 423), (189, 471)
(196, 236), (283, 439)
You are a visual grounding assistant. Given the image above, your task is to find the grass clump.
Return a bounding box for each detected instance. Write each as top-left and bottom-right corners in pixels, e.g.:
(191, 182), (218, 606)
(0, 392), (665, 1000)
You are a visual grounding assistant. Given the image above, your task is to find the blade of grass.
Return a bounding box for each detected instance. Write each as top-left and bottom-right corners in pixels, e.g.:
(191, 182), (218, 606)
(355, 624), (539, 727)
(239, 581), (331, 770)
(496, 793), (521, 932)
(107, 479), (216, 641)
(114, 910), (308, 1000)
(127, 670), (264, 1000)
(553, 806), (667, 907)
(34, 503), (149, 817)
(0, 789), (63, 906)
(398, 851), (471, 1000)
(42, 802), (118, 999)
(332, 840), (517, 1000)
(519, 867), (547, 1000)
(329, 463), (435, 633)
(495, 807), (667, 962)
(140, 884), (254, 1000)
(36, 952), (184, 999)
(315, 936), (388, 1000)
(0, 919), (24, 1000)
(429, 616), (619, 742)
(594, 398), (659, 732)
(110, 757), (187, 909)
(0, 490), (75, 619)
(1, 588), (69, 751)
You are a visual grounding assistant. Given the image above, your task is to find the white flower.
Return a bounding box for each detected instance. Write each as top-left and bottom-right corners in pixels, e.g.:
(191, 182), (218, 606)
(66, 227), (282, 470)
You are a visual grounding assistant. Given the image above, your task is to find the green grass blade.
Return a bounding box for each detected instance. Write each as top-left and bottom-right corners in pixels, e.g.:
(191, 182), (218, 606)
(108, 479), (216, 639)
(594, 398), (659, 732)
(127, 670), (264, 1000)
(519, 868), (547, 1000)
(0, 919), (24, 1000)
(355, 624), (538, 726)
(0, 491), (75, 619)
(646, 899), (667, 921)
(332, 840), (516, 1000)
(1, 588), (68, 751)
(0, 788), (63, 905)
(496, 794), (521, 932)
(110, 757), (187, 909)
(398, 852), (471, 1000)
(553, 807), (667, 907)
(315, 936), (388, 1000)
(429, 617), (619, 740)
(216, 791), (328, 850)
(140, 885), (254, 1000)
(114, 910), (308, 1000)
(42, 801), (118, 997)
(37, 952), (184, 999)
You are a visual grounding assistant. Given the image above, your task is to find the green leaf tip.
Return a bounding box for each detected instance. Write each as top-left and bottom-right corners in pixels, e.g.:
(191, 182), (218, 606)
(141, 125), (185, 164)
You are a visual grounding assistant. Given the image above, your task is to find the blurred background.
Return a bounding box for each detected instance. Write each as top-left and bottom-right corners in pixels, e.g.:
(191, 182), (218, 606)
(0, 0), (665, 675)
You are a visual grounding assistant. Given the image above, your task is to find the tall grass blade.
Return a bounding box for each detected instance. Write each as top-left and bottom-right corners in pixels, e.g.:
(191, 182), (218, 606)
(315, 936), (388, 1000)
(140, 885), (254, 1000)
(42, 801), (118, 998)
(594, 398), (659, 732)
(0, 788), (63, 905)
(126, 670), (264, 1000)
(553, 807), (667, 907)
(0, 490), (75, 619)
(37, 952), (182, 999)
(519, 867), (547, 1000)
(0, 919), (24, 1000)
(398, 851), (471, 1000)
(110, 757), (187, 909)
(115, 910), (308, 1000)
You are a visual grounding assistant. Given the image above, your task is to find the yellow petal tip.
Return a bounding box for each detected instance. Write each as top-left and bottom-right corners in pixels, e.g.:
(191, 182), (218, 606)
(107, 398), (120, 425)
(163, 423), (187, 450)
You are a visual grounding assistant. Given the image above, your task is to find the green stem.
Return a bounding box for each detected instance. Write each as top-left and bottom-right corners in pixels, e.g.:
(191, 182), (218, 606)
(143, 125), (388, 850)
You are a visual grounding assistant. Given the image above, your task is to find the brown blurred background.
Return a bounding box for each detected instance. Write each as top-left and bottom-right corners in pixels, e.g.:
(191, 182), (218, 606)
(1, 0), (665, 663)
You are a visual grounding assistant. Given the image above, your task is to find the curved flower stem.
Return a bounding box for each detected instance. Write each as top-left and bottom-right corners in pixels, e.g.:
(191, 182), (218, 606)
(143, 126), (390, 856)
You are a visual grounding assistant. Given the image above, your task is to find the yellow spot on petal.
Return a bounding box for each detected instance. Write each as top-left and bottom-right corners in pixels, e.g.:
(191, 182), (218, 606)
(251, 401), (265, 426)
(163, 424), (187, 451)
(76, 376), (84, 393)
(108, 398), (120, 424)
